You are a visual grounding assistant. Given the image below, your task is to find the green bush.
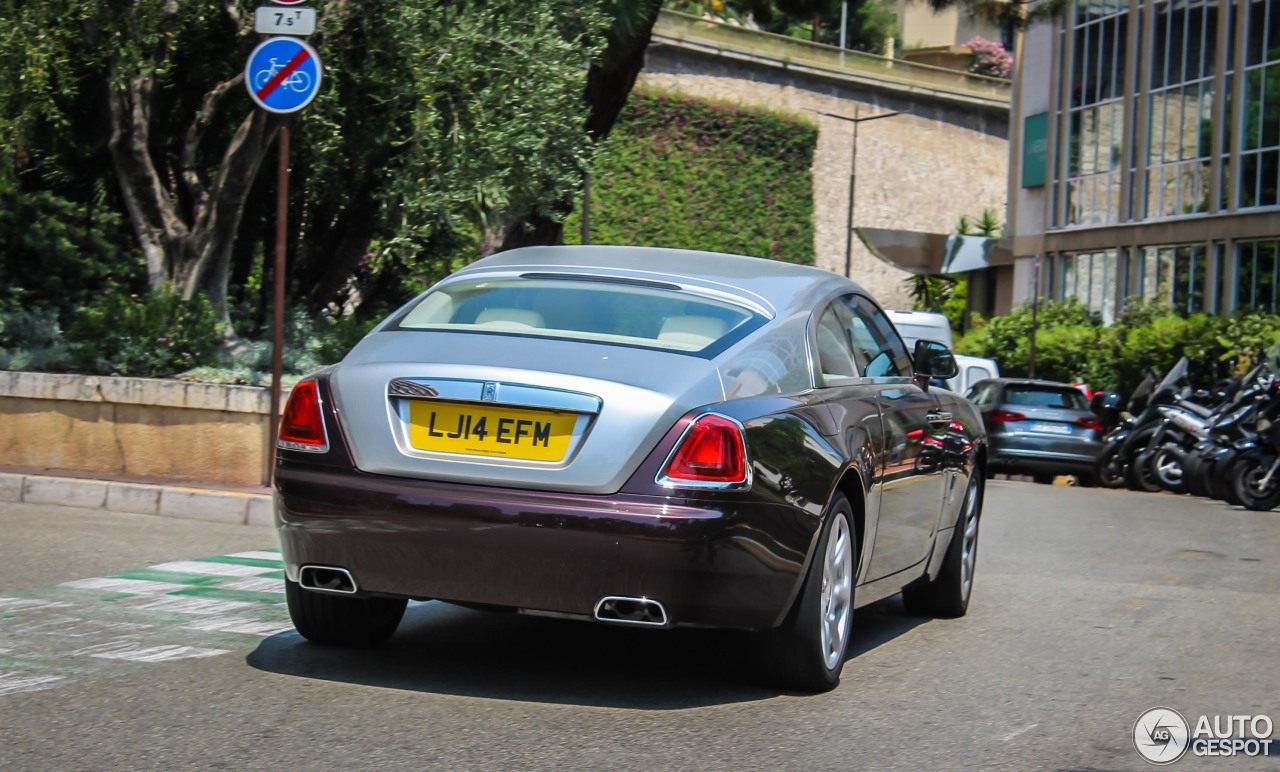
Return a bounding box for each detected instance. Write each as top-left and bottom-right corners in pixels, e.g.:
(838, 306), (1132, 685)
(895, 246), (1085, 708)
(179, 310), (378, 385)
(958, 299), (1279, 396)
(564, 90), (816, 263)
(0, 304), (72, 371)
(0, 183), (143, 314)
(67, 287), (223, 377)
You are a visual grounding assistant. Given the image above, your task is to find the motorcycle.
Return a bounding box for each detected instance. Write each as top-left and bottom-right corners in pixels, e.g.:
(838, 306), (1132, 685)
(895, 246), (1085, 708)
(1137, 364), (1271, 494)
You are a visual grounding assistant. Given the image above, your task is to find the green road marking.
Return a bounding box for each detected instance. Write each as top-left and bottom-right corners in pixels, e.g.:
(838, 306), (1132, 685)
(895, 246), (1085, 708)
(196, 556), (285, 569)
(111, 569), (228, 586)
(172, 587), (285, 605)
(1, 547), (294, 698)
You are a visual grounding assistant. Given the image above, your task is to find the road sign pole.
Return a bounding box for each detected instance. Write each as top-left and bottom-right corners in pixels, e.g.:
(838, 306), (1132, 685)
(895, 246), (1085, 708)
(268, 119), (290, 485)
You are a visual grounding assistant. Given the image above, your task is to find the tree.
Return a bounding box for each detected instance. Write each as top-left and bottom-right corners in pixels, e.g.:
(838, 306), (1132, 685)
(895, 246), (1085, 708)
(0, 1), (609, 331)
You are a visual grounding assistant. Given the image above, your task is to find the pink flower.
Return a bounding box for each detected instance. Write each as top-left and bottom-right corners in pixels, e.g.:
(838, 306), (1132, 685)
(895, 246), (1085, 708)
(963, 36), (1012, 79)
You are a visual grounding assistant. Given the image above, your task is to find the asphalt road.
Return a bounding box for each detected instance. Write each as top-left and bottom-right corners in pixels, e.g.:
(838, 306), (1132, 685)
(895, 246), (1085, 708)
(1, 481), (1277, 771)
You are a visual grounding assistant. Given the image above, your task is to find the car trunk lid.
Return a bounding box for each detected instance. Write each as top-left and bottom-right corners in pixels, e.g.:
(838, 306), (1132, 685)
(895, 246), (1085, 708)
(329, 330), (725, 495)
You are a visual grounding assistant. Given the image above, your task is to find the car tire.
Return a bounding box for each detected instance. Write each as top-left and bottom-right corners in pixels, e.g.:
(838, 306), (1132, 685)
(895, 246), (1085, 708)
(285, 579), (407, 647)
(1032, 472), (1055, 485)
(902, 473), (982, 619)
(755, 493), (856, 693)
(1074, 473), (1098, 487)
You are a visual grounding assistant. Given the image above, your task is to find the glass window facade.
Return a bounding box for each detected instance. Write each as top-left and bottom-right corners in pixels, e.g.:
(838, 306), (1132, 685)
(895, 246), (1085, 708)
(1061, 0), (1129, 226)
(1234, 239), (1280, 310)
(1239, 0), (1280, 208)
(1039, 0), (1280, 319)
(1145, 0), (1217, 218)
(1055, 0), (1280, 222)
(1058, 250), (1120, 322)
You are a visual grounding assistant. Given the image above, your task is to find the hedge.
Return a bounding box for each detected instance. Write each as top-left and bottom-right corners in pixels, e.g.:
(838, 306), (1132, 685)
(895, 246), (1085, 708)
(564, 89), (817, 264)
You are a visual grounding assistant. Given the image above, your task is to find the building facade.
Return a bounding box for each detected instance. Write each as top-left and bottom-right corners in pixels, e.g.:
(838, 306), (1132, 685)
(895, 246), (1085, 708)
(646, 11), (1011, 308)
(1009, 0), (1280, 321)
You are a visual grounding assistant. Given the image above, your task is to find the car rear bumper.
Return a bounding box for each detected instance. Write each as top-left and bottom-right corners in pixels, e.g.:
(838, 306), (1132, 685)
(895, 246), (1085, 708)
(274, 464), (816, 630)
(988, 437), (1103, 475)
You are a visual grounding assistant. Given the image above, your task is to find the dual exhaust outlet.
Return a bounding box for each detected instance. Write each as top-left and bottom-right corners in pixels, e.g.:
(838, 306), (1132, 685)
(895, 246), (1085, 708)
(300, 565), (669, 627)
(298, 565), (358, 594)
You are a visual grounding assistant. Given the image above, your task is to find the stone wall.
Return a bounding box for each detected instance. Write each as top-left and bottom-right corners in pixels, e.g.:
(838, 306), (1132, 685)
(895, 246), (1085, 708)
(0, 372), (271, 487)
(640, 44), (1010, 308)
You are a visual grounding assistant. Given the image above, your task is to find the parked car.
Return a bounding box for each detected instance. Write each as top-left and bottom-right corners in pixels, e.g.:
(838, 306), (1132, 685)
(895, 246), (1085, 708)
(274, 245), (987, 692)
(887, 310), (1000, 393)
(965, 378), (1106, 484)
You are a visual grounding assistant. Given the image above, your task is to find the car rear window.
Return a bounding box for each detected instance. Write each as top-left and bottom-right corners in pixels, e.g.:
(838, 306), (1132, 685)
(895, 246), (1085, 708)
(393, 276), (761, 353)
(1004, 386), (1088, 410)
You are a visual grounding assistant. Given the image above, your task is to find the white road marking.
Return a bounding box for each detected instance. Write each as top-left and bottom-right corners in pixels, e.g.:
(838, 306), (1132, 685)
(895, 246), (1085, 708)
(1, 548), (292, 700)
(219, 577), (285, 594)
(124, 596), (255, 616)
(0, 672), (68, 696)
(61, 578), (190, 595)
(148, 560), (277, 577)
(1002, 723), (1039, 742)
(4, 616), (151, 637)
(0, 597), (75, 612)
(226, 551), (285, 563)
(71, 642), (229, 662)
(182, 616), (294, 636)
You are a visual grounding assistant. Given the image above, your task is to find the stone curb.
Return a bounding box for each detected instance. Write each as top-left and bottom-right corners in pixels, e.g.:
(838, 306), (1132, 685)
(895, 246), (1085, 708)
(0, 471), (272, 527)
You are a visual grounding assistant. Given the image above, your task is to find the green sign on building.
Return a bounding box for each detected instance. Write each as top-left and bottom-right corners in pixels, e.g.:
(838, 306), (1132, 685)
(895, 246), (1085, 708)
(1022, 112), (1049, 188)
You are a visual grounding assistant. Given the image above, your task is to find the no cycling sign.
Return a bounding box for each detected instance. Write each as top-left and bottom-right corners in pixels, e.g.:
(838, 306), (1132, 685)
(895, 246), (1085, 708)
(245, 36), (322, 114)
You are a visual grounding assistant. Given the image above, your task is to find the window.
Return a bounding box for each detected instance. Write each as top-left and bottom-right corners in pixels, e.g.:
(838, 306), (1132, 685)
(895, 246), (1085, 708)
(1004, 386), (1089, 410)
(844, 295), (913, 379)
(1144, 0), (1218, 218)
(1061, 0), (1130, 226)
(1233, 239), (1280, 311)
(394, 276), (760, 354)
(1058, 250), (1119, 322)
(1239, 0), (1280, 209)
(813, 295), (914, 385)
(1139, 245), (1211, 312)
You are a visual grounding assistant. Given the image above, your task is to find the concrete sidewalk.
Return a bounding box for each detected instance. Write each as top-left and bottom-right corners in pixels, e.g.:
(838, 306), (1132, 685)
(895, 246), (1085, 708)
(0, 469), (273, 527)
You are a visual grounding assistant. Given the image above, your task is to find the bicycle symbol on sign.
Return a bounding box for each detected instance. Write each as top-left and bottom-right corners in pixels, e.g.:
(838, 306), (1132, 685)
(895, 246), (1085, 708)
(252, 58), (312, 93)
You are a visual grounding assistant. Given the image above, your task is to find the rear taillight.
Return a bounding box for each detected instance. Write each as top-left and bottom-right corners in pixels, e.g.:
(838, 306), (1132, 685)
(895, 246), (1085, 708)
(278, 379), (329, 453)
(1076, 416), (1104, 431)
(989, 409), (1026, 422)
(658, 414), (748, 487)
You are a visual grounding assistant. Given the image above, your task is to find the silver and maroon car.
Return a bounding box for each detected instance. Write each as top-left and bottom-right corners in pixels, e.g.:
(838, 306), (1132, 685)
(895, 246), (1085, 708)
(274, 246), (987, 691)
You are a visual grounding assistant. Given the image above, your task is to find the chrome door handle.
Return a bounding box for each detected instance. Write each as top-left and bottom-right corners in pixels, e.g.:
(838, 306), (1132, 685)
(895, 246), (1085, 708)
(928, 411), (952, 422)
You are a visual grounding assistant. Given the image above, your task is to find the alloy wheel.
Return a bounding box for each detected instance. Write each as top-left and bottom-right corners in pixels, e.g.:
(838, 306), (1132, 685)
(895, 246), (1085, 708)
(819, 515), (853, 671)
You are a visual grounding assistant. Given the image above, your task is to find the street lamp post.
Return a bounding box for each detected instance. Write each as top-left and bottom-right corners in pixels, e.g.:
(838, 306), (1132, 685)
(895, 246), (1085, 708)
(815, 108), (906, 277)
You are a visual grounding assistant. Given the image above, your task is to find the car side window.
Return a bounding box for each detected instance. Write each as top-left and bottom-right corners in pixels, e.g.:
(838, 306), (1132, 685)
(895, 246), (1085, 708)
(967, 383), (993, 405)
(842, 295), (912, 379)
(814, 304), (858, 385)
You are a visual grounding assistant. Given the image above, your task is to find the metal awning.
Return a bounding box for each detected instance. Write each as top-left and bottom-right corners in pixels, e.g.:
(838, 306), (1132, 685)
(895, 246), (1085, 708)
(856, 227), (1014, 275)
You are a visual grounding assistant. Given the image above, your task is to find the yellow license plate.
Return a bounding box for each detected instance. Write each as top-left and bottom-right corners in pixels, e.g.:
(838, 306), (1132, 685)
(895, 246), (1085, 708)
(407, 401), (576, 461)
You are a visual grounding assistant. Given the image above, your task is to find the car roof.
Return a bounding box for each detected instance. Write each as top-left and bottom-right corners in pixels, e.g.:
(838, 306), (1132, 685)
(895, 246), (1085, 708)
(982, 378), (1081, 389)
(450, 245), (863, 318)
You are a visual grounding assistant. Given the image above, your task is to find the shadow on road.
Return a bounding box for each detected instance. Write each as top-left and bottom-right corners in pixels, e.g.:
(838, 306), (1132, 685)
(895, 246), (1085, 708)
(247, 594), (929, 709)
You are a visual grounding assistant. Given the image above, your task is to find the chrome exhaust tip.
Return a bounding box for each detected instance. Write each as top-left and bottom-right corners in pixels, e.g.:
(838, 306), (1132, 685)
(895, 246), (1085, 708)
(594, 596), (669, 626)
(298, 565), (358, 594)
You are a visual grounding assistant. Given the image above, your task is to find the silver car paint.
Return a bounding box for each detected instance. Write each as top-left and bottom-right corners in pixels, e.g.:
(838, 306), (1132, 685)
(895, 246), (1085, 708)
(333, 246), (873, 496)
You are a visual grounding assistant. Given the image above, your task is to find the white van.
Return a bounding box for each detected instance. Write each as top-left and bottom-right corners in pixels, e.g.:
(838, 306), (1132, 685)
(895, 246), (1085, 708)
(886, 310), (1000, 394)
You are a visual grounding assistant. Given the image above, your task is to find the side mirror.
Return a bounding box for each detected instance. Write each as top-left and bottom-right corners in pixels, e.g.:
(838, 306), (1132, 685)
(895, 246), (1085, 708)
(913, 339), (958, 380)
